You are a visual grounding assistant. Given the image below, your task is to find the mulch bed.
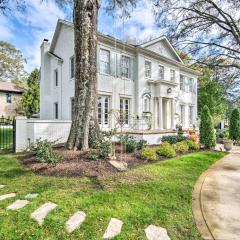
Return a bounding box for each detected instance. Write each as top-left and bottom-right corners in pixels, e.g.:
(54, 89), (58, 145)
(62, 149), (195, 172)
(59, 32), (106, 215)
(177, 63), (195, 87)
(21, 144), (152, 177)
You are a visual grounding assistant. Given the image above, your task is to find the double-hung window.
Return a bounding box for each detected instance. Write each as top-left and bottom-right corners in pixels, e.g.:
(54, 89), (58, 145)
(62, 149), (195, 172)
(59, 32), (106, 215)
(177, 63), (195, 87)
(120, 98), (130, 125)
(98, 96), (110, 126)
(99, 49), (110, 74)
(159, 65), (164, 80)
(54, 69), (58, 86)
(121, 55), (130, 78)
(180, 104), (185, 126)
(180, 75), (185, 91)
(70, 56), (74, 79)
(6, 93), (12, 103)
(145, 61), (151, 78)
(170, 69), (175, 82)
(54, 102), (58, 119)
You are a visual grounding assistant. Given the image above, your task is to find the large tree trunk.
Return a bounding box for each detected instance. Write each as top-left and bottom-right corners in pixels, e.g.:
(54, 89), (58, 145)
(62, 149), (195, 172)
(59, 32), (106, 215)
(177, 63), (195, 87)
(67, 0), (101, 150)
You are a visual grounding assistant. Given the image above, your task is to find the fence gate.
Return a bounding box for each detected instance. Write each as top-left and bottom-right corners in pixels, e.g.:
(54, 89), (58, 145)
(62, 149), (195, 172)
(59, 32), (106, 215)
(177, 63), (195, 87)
(0, 117), (15, 153)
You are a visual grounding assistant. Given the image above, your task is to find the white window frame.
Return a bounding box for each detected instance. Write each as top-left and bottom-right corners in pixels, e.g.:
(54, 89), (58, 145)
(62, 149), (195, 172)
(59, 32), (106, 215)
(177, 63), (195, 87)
(70, 56), (74, 80)
(120, 98), (130, 126)
(121, 55), (130, 79)
(189, 78), (194, 93)
(170, 69), (175, 82)
(54, 102), (59, 120)
(180, 75), (185, 91)
(158, 65), (164, 80)
(145, 61), (152, 78)
(98, 95), (110, 127)
(99, 48), (110, 75)
(143, 95), (150, 112)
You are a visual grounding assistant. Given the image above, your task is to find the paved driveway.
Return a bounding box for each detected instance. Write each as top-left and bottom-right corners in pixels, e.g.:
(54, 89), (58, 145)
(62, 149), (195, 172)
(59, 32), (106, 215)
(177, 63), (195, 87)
(193, 146), (240, 240)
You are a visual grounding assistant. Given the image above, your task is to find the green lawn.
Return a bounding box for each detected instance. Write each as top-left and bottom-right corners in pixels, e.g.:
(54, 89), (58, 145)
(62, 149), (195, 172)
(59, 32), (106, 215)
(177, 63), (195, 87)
(0, 151), (225, 240)
(0, 127), (13, 153)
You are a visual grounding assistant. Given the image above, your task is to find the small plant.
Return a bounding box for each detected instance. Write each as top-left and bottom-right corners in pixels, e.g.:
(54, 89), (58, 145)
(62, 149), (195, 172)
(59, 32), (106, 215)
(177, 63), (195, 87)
(140, 147), (157, 161)
(174, 141), (189, 153)
(156, 142), (176, 158)
(119, 135), (147, 153)
(161, 135), (187, 145)
(91, 138), (112, 159)
(177, 125), (184, 136)
(185, 140), (201, 150)
(30, 139), (62, 164)
(136, 139), (147, 150)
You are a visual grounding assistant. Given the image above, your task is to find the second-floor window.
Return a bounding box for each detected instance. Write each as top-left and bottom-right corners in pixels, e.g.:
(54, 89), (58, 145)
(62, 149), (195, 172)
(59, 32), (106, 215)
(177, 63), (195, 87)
(54, 69), (58, 86)
(99, 49), (110, 74)
(180, 75), (185, 91)
(145, 61), (151, 78)
(70, 56), (74, 79)
(6, 93), (12, 103)
(159, 65), (164, 80)
(170, 69), (175, 82)
(121, 55), (130, 78)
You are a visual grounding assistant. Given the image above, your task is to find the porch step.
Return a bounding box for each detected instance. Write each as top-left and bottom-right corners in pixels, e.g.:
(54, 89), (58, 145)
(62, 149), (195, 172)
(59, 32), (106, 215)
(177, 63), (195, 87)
(7, 200), (29, 210)
(0, 193), (16, 201)
(31, 202), (57, 225)
(103, 218), (123, 239)
(66, 211), (86, 233)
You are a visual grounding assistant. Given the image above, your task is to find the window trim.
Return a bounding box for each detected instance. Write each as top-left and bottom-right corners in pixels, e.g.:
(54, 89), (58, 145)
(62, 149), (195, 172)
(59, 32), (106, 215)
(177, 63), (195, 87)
(99, 48), (110, 75)
(180, 75), (185, 91)
(120, 97), (130, 126)
(170, 69), (175, 82)
(180, 104), (185, 126)
(98, 95), (110, 127)
(69, 56), (74, 80)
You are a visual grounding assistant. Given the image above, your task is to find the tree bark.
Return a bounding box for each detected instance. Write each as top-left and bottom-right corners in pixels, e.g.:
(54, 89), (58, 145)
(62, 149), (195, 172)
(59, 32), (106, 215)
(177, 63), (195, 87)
(67, 0), (101, 150)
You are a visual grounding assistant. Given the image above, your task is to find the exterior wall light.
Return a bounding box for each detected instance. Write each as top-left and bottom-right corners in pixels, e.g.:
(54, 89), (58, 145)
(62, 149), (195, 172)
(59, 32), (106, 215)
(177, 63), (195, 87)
(167, 88), (172, 94)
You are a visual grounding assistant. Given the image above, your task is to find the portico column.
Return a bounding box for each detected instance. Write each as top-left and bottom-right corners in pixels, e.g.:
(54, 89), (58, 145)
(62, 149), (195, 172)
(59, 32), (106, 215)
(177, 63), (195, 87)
(158, 97), (162, 129)
(171, 99), (175, 129)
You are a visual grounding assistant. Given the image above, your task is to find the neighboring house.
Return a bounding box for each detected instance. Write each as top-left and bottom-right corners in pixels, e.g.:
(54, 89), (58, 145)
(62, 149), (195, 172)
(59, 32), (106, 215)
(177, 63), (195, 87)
(40, 19), (200, 138)
(0, 82), (25, 117)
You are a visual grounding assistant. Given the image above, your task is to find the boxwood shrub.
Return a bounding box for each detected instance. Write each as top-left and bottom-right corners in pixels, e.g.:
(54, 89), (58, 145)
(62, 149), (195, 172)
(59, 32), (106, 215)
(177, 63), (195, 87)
(140, 147), (158, 161)
(185, 140), (201, 150)
(156, 142), (176, 158)
(161, 135), (188, 145)
(174, 141), (189, 153)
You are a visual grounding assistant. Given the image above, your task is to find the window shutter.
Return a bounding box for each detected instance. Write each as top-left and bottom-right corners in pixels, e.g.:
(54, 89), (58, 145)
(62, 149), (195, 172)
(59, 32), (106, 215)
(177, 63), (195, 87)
(116, 53), (121, 78)
(110, 52), (116, 77)
(130, 57), (136, 81)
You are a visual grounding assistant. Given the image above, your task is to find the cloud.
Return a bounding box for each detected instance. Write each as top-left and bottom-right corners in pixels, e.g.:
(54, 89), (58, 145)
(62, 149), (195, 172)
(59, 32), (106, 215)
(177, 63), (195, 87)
(0, 14), (14, 39)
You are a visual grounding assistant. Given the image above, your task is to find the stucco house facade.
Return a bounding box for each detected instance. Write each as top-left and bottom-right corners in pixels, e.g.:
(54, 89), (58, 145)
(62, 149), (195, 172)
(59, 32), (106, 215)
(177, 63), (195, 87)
(40, 19), (200, 139)
(0, 82), (25, 118)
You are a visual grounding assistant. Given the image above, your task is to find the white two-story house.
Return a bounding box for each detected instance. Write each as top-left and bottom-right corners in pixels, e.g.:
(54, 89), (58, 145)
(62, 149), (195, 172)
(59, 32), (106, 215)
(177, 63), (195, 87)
(40, 19), (200, 142)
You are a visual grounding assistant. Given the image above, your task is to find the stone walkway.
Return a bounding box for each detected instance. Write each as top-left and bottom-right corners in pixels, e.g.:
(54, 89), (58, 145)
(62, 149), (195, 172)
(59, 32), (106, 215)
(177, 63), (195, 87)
(0, 185), (171, 239)
(193, 146), (240, 240)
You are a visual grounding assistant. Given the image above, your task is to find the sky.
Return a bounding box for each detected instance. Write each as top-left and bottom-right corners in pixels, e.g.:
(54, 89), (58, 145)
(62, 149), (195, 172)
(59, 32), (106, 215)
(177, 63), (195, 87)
(0, 0), (161, 73)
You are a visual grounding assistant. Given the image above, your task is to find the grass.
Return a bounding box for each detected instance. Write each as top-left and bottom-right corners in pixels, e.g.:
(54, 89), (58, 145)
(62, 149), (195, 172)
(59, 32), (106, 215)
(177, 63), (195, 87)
(0, 151), (225, 240)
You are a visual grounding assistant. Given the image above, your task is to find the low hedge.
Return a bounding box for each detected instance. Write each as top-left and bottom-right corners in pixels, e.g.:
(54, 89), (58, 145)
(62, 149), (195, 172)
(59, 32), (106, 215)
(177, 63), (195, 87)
(161, 135), (188, 145)
(140, 147), (158, 161)
(174, 141), (189, 153)
(156, 142), (176, 158)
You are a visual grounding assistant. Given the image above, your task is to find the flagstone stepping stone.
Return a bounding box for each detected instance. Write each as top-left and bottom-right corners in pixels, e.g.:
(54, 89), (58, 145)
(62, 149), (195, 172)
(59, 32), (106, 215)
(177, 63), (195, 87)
(25, 193), (39, 200)
(109, 161), (128, 171)
(31, 202), (57, 226)
(0, 193), (16, 201)
(145, 225), (171, 240)
(7, 200), (29, 210)
(0, 185), (5, 189)
(103, 218), (123, 239)
(66, 211), (86, 233)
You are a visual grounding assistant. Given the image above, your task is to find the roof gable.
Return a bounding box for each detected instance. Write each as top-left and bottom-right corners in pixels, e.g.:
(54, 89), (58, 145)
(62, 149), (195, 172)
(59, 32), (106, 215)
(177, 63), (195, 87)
(140, 37), (183, 63)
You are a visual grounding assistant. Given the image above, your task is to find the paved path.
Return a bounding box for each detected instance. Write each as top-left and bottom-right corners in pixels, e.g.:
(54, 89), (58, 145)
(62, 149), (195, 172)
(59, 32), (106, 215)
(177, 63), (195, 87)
(193, 146), (240, 240)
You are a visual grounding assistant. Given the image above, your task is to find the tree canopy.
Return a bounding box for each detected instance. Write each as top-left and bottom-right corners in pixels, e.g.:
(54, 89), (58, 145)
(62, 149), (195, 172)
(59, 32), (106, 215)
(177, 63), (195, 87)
(0, 41), (27, 84)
